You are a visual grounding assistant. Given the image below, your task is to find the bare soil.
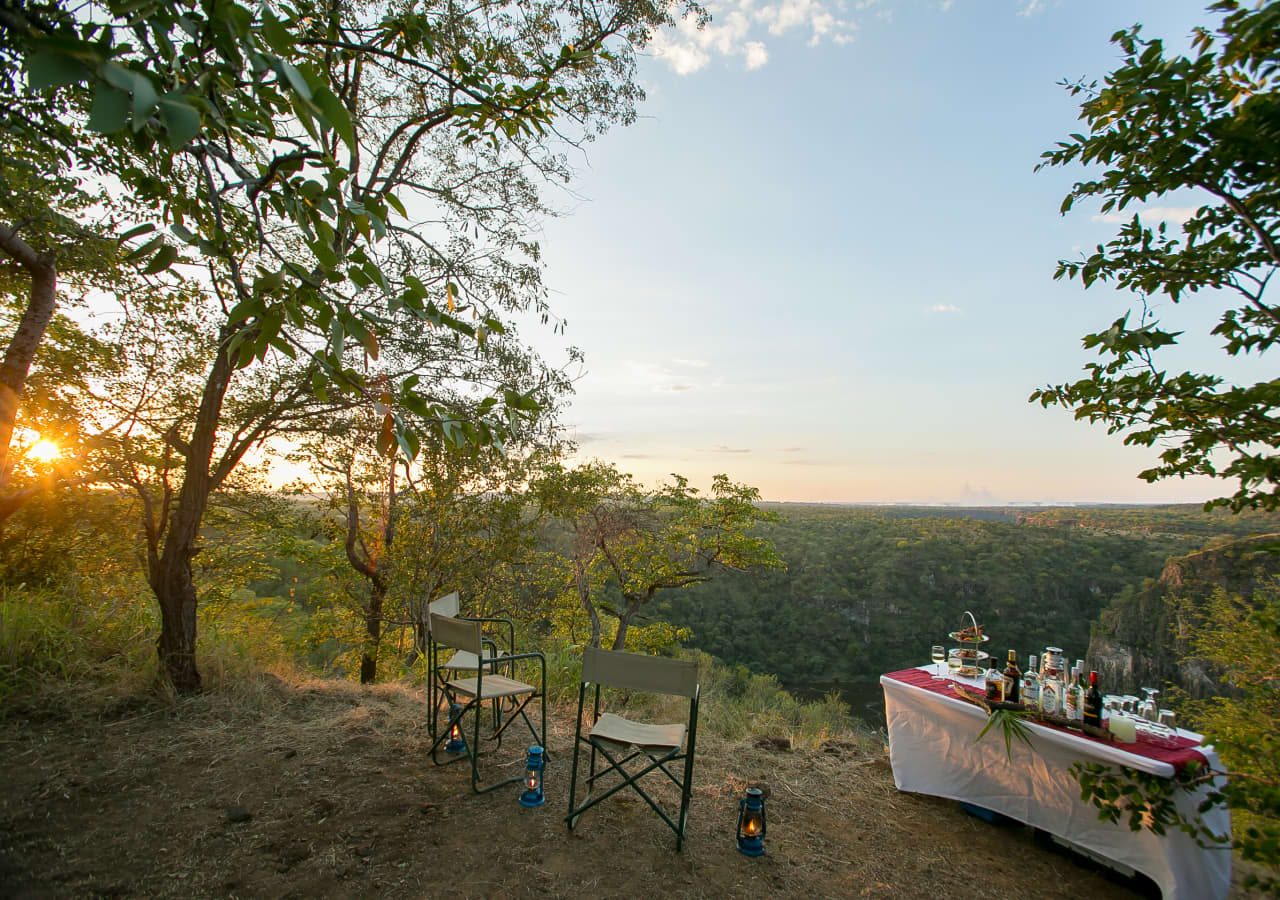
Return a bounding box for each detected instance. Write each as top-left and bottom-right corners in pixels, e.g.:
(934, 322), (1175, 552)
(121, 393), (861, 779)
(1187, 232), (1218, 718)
(0, 674), (1174, 898)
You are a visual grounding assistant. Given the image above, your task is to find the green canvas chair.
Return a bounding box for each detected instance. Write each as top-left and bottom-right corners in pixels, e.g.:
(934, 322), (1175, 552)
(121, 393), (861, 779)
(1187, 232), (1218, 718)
(424, 593), (516, 739)
(565, 647), (701, 850)
(427, 612), (546, 794)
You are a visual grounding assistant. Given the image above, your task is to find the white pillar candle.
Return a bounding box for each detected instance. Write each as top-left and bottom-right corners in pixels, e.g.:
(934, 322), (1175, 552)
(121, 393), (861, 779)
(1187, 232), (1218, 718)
(1109, 716), (1137, 744)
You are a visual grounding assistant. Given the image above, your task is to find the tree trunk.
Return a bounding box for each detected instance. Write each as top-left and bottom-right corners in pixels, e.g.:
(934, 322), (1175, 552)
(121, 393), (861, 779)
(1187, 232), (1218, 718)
(577, 563), (602, 648)
(147, 331), (235, 693)
(610, 599), (643, 651)
(360, 582), (385, 684)
(0, 223), (57, 495)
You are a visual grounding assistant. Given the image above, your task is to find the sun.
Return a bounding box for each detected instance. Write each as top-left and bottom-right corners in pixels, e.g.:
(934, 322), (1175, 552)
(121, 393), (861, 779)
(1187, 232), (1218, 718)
(27, 439), (62, 463)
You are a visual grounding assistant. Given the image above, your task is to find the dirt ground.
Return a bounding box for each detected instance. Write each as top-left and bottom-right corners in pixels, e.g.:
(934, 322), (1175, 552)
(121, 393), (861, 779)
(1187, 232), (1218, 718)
(0, 674), (1196, 898)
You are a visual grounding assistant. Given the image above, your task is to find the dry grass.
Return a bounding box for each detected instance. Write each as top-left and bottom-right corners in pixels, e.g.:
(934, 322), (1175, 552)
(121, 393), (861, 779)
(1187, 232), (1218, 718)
(0, 672), (1166, 898)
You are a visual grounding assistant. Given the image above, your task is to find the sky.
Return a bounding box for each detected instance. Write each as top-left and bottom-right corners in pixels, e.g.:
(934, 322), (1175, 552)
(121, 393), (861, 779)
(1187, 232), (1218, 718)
(514, 0), (1264, 505)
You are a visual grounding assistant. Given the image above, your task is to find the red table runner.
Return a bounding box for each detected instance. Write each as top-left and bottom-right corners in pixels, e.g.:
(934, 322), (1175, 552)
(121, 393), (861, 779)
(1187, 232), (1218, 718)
(883, 667), (1210, 774)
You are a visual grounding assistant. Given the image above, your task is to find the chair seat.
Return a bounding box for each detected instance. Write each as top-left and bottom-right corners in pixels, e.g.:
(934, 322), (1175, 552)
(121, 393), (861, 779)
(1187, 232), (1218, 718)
(441, 650), (507, 672)
(447, 673), (536, 700)
(590, 712), (685, 750)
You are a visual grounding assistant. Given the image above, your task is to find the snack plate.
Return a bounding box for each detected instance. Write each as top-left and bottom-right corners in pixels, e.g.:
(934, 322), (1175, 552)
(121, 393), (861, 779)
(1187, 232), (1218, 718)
(948, 631), (990, 644)
(950, 648), (988, 677)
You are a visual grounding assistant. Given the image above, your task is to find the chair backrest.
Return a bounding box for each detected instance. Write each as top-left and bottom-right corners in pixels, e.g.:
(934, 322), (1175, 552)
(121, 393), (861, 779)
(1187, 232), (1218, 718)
(582, 647), (698, 699)
(427, 591), (460, 618)
(429, 613), (483, 655)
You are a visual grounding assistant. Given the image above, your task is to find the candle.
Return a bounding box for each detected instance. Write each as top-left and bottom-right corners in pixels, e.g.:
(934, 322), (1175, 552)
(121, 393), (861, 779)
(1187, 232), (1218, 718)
(1109, 716), (1137, 744)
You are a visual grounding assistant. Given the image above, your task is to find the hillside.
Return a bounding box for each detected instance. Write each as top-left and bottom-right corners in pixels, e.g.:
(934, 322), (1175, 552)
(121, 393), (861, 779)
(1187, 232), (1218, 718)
(656, 504), (1280, 710)
(0, 675), (1157, 899)
(1089, 534), (1280, 697)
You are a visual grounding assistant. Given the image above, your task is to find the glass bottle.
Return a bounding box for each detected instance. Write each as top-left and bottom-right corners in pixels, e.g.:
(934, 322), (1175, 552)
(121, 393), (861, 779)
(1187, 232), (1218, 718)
(1003, 649), (1021, 704)
(1040, 669), (1061, 715)
(1021, 654), (1041, 711)
(1064, 665), (1084, 722)
(1083, 670), (1103, 728)
(985, 662), (1004, 703)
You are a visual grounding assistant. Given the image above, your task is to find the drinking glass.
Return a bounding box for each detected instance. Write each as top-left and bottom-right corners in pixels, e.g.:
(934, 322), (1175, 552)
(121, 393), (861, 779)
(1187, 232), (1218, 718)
(1140, 687), (1160, 722)
(946, 650), (963, 680)
(1158, 709), (1177, 731)
(931, 645), (946, 679)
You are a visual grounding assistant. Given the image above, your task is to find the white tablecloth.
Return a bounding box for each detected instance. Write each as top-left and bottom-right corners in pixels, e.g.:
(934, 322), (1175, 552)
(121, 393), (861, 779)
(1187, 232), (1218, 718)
(881, 669), (1231, 900)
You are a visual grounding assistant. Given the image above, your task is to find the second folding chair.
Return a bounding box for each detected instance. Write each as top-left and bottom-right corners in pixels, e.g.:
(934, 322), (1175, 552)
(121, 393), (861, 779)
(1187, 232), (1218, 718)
(427, 612), (546, 793)
(566, 647), (701, 850)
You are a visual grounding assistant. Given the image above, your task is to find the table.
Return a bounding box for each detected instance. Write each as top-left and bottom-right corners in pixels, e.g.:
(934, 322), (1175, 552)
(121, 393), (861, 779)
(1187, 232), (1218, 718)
(881, 667), (1232, 900)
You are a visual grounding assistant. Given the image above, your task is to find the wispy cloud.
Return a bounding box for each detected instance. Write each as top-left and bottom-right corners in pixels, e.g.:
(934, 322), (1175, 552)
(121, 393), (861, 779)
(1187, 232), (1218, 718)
(626, 359), (716, 394)
(1017, 0), (1050, 16)
(703, 444), (752, 453)
(1092, 206), (1198, 226)
(650, 0), (867, 74)
(929, 303), (962, 314)
(780, 446), (805, 453)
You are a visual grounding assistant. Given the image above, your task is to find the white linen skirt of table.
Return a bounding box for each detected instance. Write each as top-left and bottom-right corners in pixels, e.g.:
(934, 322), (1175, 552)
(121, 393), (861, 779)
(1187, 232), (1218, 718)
(881, 671), (1231, 900)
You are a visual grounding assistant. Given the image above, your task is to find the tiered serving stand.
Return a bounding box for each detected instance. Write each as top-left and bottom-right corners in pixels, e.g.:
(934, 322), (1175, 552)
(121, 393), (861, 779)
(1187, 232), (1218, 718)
(948, 610), (989, 678)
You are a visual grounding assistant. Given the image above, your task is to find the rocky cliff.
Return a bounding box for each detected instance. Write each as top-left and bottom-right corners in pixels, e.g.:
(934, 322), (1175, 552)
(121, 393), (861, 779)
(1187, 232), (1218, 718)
(1088, 533), (1280, 697)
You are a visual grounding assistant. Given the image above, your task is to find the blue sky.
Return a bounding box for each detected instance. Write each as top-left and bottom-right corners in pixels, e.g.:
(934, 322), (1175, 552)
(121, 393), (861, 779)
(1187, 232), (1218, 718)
(525, 0), (1257, 504)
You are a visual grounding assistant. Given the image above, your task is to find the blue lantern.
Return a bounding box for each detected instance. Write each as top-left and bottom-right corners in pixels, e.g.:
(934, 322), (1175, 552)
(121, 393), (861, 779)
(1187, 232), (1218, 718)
(445, 701), (467, 754)
(519, 745), (546, 808)
(736, 787), (766, 856)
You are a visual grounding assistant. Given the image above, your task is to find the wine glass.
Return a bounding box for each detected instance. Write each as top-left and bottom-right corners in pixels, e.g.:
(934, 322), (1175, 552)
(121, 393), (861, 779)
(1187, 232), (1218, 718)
(931, 645), (946, 679)
(946, 649), (963, 680)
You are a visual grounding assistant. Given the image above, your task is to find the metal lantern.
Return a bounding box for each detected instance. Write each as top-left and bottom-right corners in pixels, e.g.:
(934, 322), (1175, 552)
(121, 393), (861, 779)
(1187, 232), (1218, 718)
(445, 701), (467, 754)
(736, 787), (766, 856)
(519, 745), (546, 808)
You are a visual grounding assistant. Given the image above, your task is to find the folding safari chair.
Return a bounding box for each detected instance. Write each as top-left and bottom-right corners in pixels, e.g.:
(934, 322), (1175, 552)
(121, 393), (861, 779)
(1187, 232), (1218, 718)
(565, 647), (700, 850)
(426, 612), (546, 794)
(424, 593), (516, 737)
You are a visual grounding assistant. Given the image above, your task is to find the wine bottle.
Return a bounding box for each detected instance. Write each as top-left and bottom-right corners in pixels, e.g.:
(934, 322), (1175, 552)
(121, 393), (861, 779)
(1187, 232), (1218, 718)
(1021, 654), (1041, 711)
(1083, 670), (1103, 728)
(1003, 650), (1021, 704)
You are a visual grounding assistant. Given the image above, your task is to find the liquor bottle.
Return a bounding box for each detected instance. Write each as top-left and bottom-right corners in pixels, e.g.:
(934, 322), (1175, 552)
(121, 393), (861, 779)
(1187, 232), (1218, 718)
(1040, 670), (1060, 715)
(1021, 655), (1041, 711)
(1083, 670), (1103, 728)
(1003, 650), (1021, 704)
(1064, 666), (1084, 722)
(985, 663), (1004, 703)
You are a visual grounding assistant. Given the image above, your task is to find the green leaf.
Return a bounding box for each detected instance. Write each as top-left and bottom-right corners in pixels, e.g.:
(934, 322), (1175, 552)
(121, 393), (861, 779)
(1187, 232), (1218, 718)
(157, 96), (201, 148)
(260, 8), (294, 55)
(130, 72), (159, 127)
(86, 87), (131, 133)
(141, 244), (178, 274)
(25, 51), (89, 91)
(312, 87), (356, 153)
(278, 61), (313, 101)
(118, 223), (156, 242)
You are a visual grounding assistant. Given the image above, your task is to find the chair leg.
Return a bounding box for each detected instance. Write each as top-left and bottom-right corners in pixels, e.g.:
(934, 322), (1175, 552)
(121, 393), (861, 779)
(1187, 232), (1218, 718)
(566, 684), (587, 831)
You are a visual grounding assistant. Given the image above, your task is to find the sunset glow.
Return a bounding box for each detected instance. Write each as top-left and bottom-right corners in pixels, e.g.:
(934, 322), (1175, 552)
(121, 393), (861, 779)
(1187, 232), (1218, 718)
(27, 439), (62, 463)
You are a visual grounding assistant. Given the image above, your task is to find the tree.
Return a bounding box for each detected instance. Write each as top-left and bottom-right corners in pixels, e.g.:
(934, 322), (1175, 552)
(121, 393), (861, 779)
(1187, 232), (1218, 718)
(301, 326), (569, 683)
(1032, 0), (1280, 512)
(1038, 2), (1280, 885)
(536, 462), (783, 650)
(4, 0), (688, 691)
